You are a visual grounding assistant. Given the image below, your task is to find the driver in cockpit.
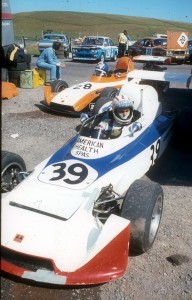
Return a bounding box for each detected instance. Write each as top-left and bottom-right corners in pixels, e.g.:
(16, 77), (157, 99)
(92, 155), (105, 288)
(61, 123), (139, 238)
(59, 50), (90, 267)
(95, 95), (135, 138)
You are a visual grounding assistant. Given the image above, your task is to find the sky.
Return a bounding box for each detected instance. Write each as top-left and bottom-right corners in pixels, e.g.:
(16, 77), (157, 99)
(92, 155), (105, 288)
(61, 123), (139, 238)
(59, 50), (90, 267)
(9, 0), (192, 23)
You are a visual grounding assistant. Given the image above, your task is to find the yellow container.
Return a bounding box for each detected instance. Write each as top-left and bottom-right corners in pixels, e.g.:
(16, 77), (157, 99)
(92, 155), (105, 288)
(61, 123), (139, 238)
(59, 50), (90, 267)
(33, 69), (39, 88)
(37, 69), (46, 85)
(32, 69), (46, 88)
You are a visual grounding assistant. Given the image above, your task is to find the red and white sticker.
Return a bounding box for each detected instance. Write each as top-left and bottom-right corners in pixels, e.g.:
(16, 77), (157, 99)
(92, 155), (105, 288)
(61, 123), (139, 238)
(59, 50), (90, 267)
(14, 234), (25, 243)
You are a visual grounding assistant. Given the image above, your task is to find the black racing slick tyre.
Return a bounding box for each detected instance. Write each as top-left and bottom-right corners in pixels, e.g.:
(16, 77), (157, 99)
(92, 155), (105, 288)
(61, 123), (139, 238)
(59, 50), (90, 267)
(99, 87), (118, 99)
(51, 80), (69, 93)
(1, 151), (26, 192)
(92, 96), (112, 115)
(92, 87), (118, 115)
(121, 179), (163, 256)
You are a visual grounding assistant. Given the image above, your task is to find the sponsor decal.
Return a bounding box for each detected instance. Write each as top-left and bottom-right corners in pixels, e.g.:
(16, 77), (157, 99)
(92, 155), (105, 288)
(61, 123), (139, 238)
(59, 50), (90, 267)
(71, 137), (105, 159)
(14, 234), (25, 243)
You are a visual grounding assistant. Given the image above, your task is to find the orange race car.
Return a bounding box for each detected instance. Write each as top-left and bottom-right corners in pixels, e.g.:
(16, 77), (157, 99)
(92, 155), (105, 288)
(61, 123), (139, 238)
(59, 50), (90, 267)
(44, 57), (134, 115)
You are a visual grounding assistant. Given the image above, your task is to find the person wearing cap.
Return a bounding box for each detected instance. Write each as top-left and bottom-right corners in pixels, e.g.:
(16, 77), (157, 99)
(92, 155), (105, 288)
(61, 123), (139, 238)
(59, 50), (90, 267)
(118, 30), (128, 58)
(36, 41), (65, 81)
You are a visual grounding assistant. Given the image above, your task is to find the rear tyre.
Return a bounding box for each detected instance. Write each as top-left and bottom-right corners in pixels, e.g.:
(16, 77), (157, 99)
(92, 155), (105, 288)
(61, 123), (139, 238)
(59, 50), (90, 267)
(99, 87), (118, 98)
(51, 80), (69, 93)
(121, 179), (163, 255)
(1, 151), (26, 192)
(92, 87), (118, 115)
(92, 97), (112, 115)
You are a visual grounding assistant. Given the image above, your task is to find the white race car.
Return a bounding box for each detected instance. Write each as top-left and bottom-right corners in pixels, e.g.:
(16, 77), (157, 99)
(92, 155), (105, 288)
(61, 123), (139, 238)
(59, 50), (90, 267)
(1, 70), (191, 286)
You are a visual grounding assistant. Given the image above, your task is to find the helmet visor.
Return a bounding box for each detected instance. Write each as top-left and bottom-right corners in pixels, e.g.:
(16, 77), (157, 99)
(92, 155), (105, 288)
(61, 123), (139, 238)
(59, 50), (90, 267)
(116, 108), (132, 120)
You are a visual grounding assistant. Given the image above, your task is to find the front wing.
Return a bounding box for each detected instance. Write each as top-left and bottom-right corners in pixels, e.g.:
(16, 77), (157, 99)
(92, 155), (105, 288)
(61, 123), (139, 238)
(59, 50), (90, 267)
(1, 214), (130, 285)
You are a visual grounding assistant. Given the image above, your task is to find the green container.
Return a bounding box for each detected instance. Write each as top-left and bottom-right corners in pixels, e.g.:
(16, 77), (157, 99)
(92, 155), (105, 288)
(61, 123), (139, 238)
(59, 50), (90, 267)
(20, 70), (33, 89)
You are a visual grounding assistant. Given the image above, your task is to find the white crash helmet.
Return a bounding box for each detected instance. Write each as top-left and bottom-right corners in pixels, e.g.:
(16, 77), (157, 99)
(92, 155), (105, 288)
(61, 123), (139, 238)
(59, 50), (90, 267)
(112, 95), (134, 125)
(95, 61), (108, 76)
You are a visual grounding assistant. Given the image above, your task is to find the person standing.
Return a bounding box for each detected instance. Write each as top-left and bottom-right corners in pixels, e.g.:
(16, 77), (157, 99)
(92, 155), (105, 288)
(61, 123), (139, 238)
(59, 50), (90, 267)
(118, 30), (128, 58)
(123, 30), (131, 56)
(36, 41), (65, 81)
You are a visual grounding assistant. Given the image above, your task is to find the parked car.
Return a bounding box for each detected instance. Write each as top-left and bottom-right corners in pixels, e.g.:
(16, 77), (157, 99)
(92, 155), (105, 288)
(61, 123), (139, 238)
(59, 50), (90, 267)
(128, 37), (167, 57)
(38, 33), (70, 58)
(166, 48), (189, 64)
(128, 36), (189, 64)
(166, 31), (189, 64)
(72, 36), (118, 62)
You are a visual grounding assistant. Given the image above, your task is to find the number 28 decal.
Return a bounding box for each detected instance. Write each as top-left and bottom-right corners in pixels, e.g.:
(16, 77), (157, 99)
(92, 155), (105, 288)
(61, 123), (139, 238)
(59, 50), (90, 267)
(38, 159), (98, 190)
(73, 83), (92, 90)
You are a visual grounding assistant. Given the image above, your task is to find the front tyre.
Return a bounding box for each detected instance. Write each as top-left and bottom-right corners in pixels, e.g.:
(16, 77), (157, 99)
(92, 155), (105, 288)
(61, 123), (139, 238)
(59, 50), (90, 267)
(51, 80), (69, 93)
(121, 179), (163, 255)
(99, 53), (105, 62)
(1, 151), (26, 192)
(112, 52), (117, 61)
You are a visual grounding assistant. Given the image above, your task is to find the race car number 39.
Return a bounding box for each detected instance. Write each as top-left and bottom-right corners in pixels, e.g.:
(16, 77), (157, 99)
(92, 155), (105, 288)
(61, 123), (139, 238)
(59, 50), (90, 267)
(38, 159), (98, 189)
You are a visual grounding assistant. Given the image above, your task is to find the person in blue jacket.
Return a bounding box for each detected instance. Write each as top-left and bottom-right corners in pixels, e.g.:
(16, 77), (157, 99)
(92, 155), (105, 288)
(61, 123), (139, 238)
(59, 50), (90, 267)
(36, 41), (65, 81)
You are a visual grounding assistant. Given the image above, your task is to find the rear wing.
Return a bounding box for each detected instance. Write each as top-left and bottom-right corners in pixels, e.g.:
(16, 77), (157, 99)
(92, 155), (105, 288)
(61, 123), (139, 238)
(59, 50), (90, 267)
(133, 55), (171, 64)
(127, 70), (192, 88)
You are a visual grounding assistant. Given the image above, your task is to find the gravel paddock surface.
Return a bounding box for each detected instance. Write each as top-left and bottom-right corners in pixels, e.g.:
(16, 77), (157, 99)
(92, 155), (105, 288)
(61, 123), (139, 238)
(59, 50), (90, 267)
(1, 58), (192, 300)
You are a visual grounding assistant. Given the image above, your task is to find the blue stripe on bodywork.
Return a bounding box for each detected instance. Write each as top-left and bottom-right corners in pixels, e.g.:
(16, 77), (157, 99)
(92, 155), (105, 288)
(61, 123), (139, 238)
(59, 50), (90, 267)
(44, 114), (173, 179)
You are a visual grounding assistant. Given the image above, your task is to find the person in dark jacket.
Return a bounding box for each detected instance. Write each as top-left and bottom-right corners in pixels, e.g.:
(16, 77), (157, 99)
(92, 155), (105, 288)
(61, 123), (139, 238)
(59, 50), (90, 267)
(36, 41), (65, 80)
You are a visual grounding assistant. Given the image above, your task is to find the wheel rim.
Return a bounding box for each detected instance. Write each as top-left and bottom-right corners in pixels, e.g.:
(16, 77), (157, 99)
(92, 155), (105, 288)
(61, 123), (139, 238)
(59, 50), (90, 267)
(1, 163), (24, 192)
(58, 85), (66, 92)
(110, 91), (117, 99)
(149, 194), (163, 243)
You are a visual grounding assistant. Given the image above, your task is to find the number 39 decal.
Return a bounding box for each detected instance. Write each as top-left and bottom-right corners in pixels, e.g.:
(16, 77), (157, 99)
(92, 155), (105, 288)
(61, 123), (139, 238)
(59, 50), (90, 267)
(38, 159), (98, 190)
(150, 139), (160, 165)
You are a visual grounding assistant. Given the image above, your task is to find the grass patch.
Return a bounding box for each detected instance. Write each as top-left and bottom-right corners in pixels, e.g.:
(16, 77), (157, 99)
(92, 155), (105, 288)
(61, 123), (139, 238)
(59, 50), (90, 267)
(12, 11), (192, 55)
